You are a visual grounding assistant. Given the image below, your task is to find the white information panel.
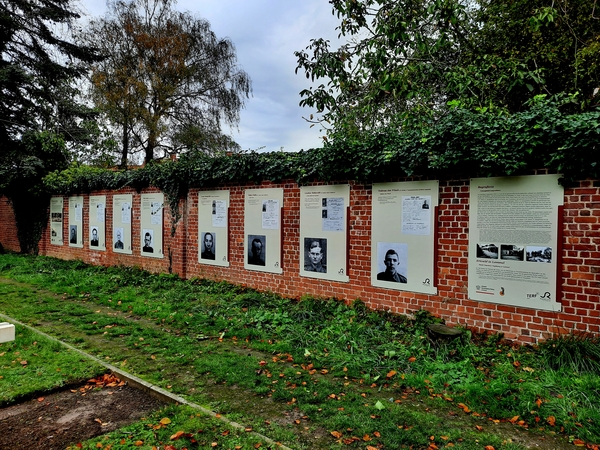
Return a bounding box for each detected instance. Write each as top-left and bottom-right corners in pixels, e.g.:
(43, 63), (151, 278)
(371, 181), (438, 294)
(469, 175), (563, 311)
(88, 195), (106, 251)
(244, 188), (283, 273)
(140, 193), (164, 258)
(300, 185), (349, 282)
(198, 190), (230, 267)
(50, 197), (64, 245)
(68, 196), (83, 248)
(112, 194), (132, 254)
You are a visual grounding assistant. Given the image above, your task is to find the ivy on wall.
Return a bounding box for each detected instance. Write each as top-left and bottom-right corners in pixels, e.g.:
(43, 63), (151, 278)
(43, 99), (600, 201)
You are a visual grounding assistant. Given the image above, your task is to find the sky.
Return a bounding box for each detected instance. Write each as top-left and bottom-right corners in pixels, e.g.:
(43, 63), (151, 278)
(77, 0), (343, 153)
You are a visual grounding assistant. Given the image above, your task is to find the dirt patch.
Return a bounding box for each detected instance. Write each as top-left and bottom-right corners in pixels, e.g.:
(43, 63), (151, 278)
(0, 379), (167, 450)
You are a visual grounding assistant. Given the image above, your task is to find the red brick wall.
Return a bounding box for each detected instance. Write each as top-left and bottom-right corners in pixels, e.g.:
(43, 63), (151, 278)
(0, 197), (20, 252)
(2, 177), (599, 344)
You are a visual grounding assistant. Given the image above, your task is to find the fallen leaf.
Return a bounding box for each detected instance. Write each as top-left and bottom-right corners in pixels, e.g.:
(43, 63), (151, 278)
(475, 425), (483, 431)
(508, 415), (519, 423)
(134, 441), (143, 446)
(363, 434), (371, 441)
(386, 370), (397, 378)
(37, 397), (44, 402)
(160, 417), (172, 425)
(367, 447), (378, 450)
(221, 430), (230, 437)
(170, 431), (185, 440)
(330, 431), (342, 439)
(20, 360), (27, 366)
(547, 416), (556, 426)
(484, 446), (495, 450)
(572, 439), (585, 446)
(536, 398), (542, 408)
(408, 356), (417, 362)
(373, 431), (381, 437)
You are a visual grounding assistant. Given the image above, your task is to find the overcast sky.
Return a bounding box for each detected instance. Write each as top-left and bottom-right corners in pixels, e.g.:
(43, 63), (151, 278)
(77, 0), (342, 153)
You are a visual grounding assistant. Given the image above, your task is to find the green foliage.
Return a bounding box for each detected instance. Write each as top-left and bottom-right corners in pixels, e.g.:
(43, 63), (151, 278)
(42, 96), (600, 197)
(538, 332), (600, 374)
(295, 0), (600, 136)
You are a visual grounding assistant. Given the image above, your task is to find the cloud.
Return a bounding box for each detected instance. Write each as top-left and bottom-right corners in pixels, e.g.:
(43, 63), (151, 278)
(78, 0), (342, 152)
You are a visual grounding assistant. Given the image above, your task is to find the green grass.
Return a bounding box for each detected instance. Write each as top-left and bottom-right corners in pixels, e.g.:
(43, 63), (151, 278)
(67, 404), (273, 450)
(0, 325), (104, 405)
(0, 253), (595, 449)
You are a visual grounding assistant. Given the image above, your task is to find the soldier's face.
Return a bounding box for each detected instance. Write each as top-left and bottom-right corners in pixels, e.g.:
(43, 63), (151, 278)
(384, 254), (399, 274)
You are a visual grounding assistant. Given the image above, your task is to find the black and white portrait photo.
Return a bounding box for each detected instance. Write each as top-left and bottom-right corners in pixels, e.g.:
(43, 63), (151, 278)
(114, 228), (124, 250)
(304, 238), (327, 273)
(248, 235), (266, 266)
(376, 242), (408, 283)
(201, 232), (216, 260)
(90, 226), (99, 247)
(69, 225), (77, 244)
(142, 229), (154, 253)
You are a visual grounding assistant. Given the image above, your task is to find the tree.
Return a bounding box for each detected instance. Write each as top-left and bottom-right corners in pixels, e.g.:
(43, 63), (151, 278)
(0, 0), (101, 253)
(79, 0), (252, 166)
(294, 0), (600, 138)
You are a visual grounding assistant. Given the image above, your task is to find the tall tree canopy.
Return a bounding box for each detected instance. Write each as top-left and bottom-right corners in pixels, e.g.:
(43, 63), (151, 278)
(295, 0), (600, 137)
(79, 0), (252, 166)
(0, 0), (101, 253)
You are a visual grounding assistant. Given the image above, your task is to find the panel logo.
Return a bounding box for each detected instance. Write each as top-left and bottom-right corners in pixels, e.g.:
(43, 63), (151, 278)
(527, 292), (551, 301)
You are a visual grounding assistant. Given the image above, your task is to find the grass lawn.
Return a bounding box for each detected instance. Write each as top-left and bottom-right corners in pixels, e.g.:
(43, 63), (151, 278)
(0, 253), (598, 449)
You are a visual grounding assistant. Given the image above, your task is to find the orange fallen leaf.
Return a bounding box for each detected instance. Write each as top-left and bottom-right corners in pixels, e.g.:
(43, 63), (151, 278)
(37, 397), (44, 402)
(170, 431), (185, 440)
(134, 441), (143, 446)
(363, 434), (372, 441)
(221, 430), (230, 436)
(572, 439), (585, 446)
(508, 415), (519, 423)
(408, 356), (417, 362)
(547, 416), (556, 426)
(373, 431), (381, 437)
(386, 370), (397, 378)
(484, 446), (495, 450)
(475, 425), (483, 431)
(367, 447), (378, 450)
(330, 431), (342, 439)
(160, 417), (172, 425)
(536, 398), (543, 408)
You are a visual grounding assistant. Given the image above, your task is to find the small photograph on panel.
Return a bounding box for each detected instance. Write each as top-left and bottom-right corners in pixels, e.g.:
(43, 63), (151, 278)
(476, 243), (498, 259)
(114, 228), (124, 250)
(201, 232), (216, 260)
(500, 244), (524, 261)
(142, 229), (154, 253)
(69, 225), (77, 244)
(304, 238), (327, 273)
(90, 226), (99, 247)
(248, 235), (266, 266)
(51, 212), (62, 222)
(526, 246), (552, 263)
(376, 242), (408, 283)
